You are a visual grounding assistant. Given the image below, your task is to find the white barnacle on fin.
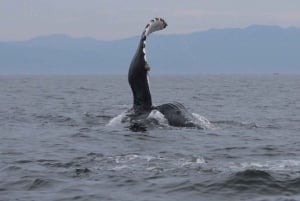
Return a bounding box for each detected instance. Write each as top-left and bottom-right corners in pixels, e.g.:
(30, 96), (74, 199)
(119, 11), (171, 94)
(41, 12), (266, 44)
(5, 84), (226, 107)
(147, 73), (150, 87)
(142, 40), (147, 61)
(145, 63), (150, 71)
(141, 17), (167, 68)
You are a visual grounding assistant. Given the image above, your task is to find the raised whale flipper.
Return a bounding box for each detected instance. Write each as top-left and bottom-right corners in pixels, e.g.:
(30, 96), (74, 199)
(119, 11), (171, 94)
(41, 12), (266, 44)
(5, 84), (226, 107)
(124, 18), (208, 130)
(128, 18), (167, 112)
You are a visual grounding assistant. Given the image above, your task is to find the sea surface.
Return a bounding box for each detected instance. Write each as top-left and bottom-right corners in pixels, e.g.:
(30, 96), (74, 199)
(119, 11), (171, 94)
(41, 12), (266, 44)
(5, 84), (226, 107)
(0, 75), (300, 201)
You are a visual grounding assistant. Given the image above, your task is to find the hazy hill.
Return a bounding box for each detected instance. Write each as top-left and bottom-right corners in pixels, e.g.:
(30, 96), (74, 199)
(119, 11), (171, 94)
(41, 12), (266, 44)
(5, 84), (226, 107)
(1, 25), (300, 74)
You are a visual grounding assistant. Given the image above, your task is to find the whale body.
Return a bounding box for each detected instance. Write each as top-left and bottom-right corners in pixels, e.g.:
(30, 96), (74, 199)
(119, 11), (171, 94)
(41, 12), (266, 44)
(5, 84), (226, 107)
(104, 18), (211, 131)
(122, 17), (207, 131)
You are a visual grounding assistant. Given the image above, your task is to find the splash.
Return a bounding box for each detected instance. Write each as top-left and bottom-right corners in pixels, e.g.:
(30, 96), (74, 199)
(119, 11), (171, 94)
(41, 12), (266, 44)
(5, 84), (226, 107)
(107, 110), (215, 130)
(147, 109), (169, 126)
(106, 111), (128, 127)
(192, 113), (216, 129)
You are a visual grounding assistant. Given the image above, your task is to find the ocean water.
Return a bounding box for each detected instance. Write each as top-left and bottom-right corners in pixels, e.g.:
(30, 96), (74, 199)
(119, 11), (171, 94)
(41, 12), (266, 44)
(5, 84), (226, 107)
(0, 75), (300, 201)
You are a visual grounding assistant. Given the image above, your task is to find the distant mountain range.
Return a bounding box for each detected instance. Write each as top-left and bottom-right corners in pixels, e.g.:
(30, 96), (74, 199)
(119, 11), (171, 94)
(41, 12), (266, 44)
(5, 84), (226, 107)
(1, 25), (300, 74)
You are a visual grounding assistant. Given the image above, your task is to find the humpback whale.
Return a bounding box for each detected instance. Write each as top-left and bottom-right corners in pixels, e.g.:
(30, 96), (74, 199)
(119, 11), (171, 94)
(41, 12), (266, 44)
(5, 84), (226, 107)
(112, 17), (209, 131)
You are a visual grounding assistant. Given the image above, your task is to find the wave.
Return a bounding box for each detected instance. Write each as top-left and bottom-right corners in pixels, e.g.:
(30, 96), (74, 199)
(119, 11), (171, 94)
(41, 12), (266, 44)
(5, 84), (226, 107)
(200, 159), (300, 195)
(33, 112), (113, 128)
(2, 177), (58, 191)
(164, 169), (300, 197)
(30, 153), (300, 199)
(222, 169), (300, 195)
(66, 152), (207, 174)
(162, 159), (300, 196)
(34, 113), (78, 126)
(227, 159), (300, 173)
(211, 120), (283, 130)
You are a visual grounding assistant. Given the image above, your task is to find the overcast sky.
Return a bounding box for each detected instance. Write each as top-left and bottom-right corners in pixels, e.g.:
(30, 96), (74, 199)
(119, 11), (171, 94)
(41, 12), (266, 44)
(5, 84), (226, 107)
(1, 0), (300, 41)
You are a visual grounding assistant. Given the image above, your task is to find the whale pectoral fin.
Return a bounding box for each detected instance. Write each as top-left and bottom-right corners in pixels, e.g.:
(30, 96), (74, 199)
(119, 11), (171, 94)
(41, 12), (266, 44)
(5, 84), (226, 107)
(128, 18), (167, 111)
(128, 45), (152, 111)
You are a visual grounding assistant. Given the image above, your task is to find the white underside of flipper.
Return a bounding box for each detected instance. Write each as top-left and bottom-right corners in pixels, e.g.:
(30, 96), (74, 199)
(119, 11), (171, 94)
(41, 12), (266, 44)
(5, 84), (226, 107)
(144, 18), (168, 37)
(141, 18), (167, 68)
(140, 17), (167, 88)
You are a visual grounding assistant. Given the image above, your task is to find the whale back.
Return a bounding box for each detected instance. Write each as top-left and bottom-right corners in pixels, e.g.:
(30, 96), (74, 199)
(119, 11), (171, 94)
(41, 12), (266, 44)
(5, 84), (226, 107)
(155, 102), (196, 127)
(128, 18), (167, 111)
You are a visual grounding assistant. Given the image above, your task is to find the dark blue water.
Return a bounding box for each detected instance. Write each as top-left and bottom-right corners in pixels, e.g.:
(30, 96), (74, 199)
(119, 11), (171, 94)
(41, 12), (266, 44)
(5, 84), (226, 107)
(0, 75), (300, 201)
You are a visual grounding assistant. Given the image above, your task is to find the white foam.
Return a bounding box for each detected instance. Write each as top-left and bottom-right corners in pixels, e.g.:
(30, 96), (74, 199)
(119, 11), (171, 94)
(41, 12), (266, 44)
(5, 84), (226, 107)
(106, 111), (127, 127)
(227, 159), (300, 174)
(192, 113), (216, 129)
(115, 154), (139, 164)
(147, 109), (169, 126)
(100, 154), (206, 172)
(176, 157), (207, 168)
